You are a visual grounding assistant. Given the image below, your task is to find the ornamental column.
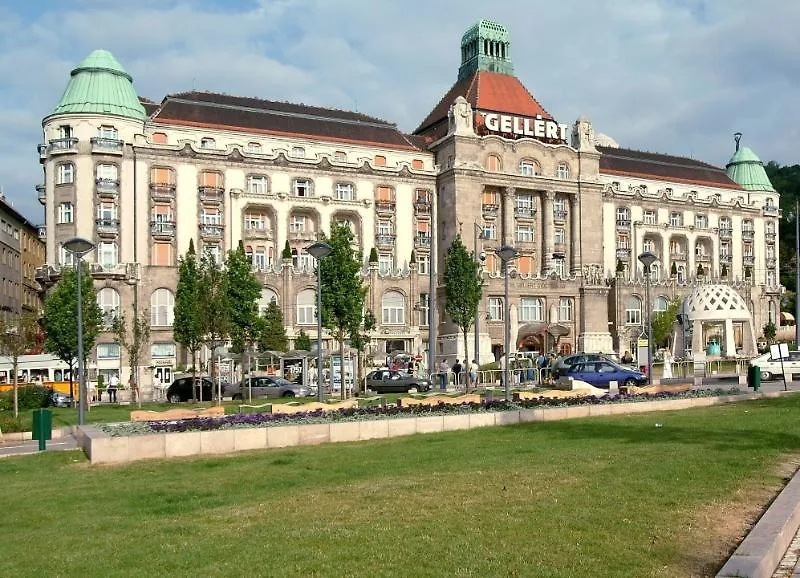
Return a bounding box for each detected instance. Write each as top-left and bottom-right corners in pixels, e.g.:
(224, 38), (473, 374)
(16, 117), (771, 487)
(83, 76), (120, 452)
(502, 186), (515, 245)
(569, 194), (581, 274)
(541, 190), (555, 275)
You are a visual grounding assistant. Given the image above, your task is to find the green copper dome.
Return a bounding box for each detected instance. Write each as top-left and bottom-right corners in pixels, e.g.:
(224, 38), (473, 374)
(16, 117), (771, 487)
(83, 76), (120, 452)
(725, 144), (775, 192)
(50, 50), (146, 121)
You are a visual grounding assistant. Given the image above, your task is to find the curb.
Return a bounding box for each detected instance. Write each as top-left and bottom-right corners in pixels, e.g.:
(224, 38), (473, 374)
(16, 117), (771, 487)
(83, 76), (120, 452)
(1, 426), (72, 443)
(716, 467), (800, 578)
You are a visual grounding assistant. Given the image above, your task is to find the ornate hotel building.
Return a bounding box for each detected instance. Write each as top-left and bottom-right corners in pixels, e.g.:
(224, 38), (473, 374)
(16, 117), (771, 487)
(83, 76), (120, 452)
(35, 20), (780, 392)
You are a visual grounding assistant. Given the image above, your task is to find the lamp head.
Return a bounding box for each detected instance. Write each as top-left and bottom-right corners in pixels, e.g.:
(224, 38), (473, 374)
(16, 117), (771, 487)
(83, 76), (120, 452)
(306, 241), (332, 260)
(496, 245), (518, 263)
(63, 237), (95, 256)
(637, 250), (658, 269)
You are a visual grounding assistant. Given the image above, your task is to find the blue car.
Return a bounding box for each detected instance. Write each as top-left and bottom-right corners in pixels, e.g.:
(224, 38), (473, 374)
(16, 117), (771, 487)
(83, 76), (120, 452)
(566, 361), (647, 388)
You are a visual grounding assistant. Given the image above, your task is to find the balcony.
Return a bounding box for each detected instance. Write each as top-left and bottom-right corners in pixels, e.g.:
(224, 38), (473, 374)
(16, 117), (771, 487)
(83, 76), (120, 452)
(36, 184), (46, 205)
(766, 257), (777, 269)
(414, 200), (431, 214)
(514, 206), (535, 219)
(553, 242), (567, 256)
(765, 232), (776, 243)
(742, 230), (755, 241)
(199, 224), (224, 239)
(48, 138), (78, 154)
(151, 221), (176, 239)
(150, 182), (176, 201)
(288, 230), (317, 243)
(375, 199), (396, 215)
(199, 186), (224, 204)
(553, 209), (568, 223)
(376, 234), (396, 248)
(482, 203), (499, 217)
(616, 218), (631, 231)
(695, 253), (711, 263)
(670, 252), (687, 261)
(718, 228), (732, 240)
(96, 218), (120, 237)
(243, 225), (274, 241)
(719, 254), (732, 264)
(743, 255), (755, 266)
(96, 178), (120, 198)
(615, 247), (630, 260)
(37, 225), (46, 241)
(763, 205), (781, 217)
(414, 234), (431, 248)
(90, 137), (124, 154)
(37, 144), (47, 162)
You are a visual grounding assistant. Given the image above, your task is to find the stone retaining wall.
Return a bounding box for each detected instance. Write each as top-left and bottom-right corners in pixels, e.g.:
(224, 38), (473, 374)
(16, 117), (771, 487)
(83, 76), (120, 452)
(78, 392), (788, 465)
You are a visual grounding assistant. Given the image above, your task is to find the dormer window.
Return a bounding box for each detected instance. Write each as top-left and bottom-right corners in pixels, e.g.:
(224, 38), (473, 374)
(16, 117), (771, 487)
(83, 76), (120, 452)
(291, 146), (305, 158)
(246, 142), (262, 153)
(374, 155), (387, 166)
(200, 138), (216, 149)
(293, 179), (312, 197)
(333, 151), (347, 162)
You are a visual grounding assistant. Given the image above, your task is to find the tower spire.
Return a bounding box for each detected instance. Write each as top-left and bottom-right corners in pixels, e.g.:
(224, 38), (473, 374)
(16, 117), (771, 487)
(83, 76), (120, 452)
(458, 20), (514, 80)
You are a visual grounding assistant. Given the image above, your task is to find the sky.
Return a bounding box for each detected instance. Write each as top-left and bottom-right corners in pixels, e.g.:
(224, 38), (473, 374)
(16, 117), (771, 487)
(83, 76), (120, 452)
(1, 0), (798, 223)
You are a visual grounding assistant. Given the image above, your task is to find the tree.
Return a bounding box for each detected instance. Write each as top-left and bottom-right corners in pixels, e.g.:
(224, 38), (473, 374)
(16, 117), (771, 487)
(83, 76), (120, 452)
(259, 301), (288, 352)
(763, 321), (777, 344)
(410, 249), (417, 264)
(696, 263), (705, 277)
(368, 247), (378, 264)
(443, 236), (483, 390)
(616, 258), (624, 274)
(174, 240), (203, 402)
(198, 249), (230, 403)
(0, 313), (40, 417)
(651, 298), (681, 349)
(42, 263), (103, 405)
(111, 308), (150, 408)
(225, 241), (262, 381)
(282, 240), (292, 261)
(670, 261), (678, 276)
(721, 263), (728, 278)
(319, 222), (368, 399)
(295, 329), (312, 351)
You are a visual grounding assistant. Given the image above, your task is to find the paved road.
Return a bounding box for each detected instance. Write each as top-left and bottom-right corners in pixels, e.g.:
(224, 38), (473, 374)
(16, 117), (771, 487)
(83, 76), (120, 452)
(0, 434), (79, 459)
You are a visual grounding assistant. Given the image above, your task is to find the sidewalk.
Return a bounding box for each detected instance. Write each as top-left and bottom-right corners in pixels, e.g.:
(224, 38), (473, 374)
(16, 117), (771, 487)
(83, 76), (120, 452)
(0, 433), (78, 459)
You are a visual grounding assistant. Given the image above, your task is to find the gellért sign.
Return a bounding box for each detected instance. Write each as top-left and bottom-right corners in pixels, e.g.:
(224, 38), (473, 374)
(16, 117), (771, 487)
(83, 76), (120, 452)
(482, 112), (569, 142)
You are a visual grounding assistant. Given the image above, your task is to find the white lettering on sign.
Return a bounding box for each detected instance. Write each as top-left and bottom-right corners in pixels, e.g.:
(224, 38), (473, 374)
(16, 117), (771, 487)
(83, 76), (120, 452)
(481, 112), (569, 143)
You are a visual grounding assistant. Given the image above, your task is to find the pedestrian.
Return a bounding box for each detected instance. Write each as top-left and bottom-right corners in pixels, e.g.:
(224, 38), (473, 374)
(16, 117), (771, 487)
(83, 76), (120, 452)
(469, 359), (479, 386)
(499, 354), (506, 388)
(622, 350), (634, 365)
(108, 373), (119, 403)
(452, 359), (462, 388)
(438, 359), (449, 391)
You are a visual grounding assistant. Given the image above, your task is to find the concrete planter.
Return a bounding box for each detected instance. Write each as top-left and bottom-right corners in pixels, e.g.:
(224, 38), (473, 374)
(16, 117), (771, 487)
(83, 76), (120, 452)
(77, 391), (794, 465)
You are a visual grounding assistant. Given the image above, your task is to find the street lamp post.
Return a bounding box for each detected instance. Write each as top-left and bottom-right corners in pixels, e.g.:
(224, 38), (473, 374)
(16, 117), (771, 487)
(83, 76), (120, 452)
(638, 251), (659, 385)
(63, 237), (95, 426)
(307, 241), (332, 402)
(473, 223), (484, 370)
(496, 245), (518, 401)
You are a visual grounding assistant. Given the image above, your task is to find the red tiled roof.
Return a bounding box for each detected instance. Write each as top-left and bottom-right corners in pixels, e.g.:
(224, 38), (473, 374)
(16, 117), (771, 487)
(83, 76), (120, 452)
(415, 71), (553, 137)
(599, 146), (742, 190)
(151, 91), (423, 151)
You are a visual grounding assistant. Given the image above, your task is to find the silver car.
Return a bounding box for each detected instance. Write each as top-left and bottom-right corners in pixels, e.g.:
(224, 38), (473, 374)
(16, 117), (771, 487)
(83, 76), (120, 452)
(225, 376), (311, 400)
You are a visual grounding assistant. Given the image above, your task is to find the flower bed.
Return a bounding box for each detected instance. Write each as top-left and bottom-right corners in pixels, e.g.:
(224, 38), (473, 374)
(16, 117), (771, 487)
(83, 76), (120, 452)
(99, 387), (744, 437)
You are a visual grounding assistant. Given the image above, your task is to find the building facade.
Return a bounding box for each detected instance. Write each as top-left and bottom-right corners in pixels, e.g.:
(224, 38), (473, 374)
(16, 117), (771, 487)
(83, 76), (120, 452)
(36, 21), (780, 394)
(0, 194), (45, 321)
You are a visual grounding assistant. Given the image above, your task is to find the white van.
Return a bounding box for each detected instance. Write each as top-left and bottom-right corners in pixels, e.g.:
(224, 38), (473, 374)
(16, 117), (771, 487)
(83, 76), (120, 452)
(750, 350), (800, 380)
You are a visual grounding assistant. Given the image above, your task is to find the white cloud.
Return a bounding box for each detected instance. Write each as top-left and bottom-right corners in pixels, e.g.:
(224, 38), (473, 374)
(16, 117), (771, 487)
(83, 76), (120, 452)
(1, 0), (798, 221)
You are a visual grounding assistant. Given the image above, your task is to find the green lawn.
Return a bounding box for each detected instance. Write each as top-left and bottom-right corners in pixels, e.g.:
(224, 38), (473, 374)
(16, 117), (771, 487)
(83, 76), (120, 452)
(2, 396), (799, 576)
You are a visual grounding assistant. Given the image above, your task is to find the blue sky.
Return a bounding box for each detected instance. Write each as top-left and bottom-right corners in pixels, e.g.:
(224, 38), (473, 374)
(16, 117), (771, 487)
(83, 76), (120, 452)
(1, 0), (798, 222)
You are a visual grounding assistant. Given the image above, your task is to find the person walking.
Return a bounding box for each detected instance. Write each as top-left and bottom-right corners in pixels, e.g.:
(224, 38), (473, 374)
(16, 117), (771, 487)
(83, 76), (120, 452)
(108, 373), (119, 403)
(438, 360), (449, 391)
(469, 359), (479, 387)
(452, 359), (462, 388)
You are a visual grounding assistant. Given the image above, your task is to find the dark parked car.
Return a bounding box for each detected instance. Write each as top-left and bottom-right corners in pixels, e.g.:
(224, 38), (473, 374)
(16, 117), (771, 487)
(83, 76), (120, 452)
(551, 353), (619, 379)
(49, 390), (73, 408)
(566, 361), (646, 388)
(224, 376), (311, 400)
(365, 370), (432, 394)
(166, 377), (215, 403)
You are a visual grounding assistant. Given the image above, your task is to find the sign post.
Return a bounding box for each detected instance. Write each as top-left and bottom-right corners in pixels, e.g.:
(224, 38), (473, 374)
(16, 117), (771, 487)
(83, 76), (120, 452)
(769, 343), (790, 391)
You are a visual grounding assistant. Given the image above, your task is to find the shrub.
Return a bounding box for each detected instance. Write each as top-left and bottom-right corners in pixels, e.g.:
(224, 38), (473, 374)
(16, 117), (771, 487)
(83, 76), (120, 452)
(15, 386), (52, 411)
(0, 414), (24, 433)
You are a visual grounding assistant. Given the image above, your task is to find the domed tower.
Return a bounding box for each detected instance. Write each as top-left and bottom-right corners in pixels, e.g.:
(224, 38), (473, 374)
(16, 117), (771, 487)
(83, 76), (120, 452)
(39, 49), (147, 274)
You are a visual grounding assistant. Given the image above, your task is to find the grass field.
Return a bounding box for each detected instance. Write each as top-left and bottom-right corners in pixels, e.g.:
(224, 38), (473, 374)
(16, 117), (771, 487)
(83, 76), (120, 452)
(2, 395), (799, 576)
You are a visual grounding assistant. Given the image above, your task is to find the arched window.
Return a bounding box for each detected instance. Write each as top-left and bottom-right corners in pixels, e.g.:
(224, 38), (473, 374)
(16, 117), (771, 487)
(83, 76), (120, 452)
(650, 263), (661, 281)
(653, 296), (669, 313)
(150, 288), (175, 327)
(486, 154), (502, 172)
(769, 301), (776, 325)
(625, 296), (642, 325)
(558, 298), (574, 322)
(259, 288), (278, 316)
(296, 289), (315, 325)
(382, 291), (405, 325)
(97, 287), (120, 326)
(556, 162), (570, 179)
(519, 159), (538, 176)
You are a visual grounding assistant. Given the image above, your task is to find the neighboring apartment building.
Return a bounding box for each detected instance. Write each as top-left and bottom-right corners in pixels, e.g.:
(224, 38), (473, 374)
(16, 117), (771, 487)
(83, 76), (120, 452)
(0, 194), (45, 321)
(36, 20), (780, 395)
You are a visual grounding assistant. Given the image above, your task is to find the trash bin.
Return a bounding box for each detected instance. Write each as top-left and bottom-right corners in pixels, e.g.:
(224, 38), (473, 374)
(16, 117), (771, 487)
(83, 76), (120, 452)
(32, 408), (52, 451)
(747, 365), (761, 392)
